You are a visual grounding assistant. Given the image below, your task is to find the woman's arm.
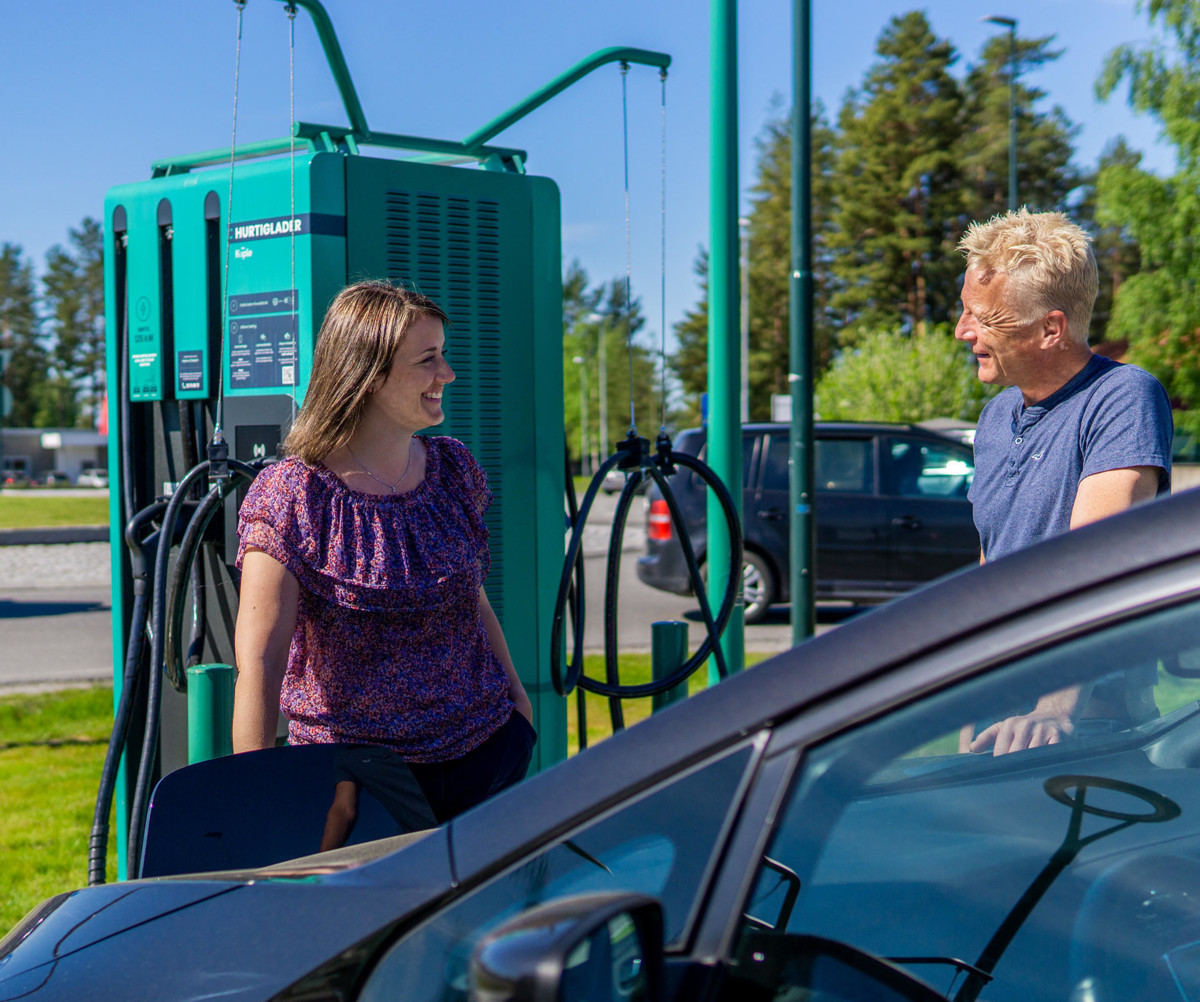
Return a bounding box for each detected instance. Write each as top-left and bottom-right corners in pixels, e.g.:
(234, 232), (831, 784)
(233, 547), (299, 752)
(478, 586), (533, 725)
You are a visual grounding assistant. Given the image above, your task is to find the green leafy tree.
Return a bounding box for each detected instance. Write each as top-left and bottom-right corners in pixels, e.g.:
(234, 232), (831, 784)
(0, 244), (49, 429)
(815, 328), (996, 423)
(41, 218), (105, 428)
(960, 34), (1082, 219)
(562, 261), (660, 470)
(1095, 0), (1200, 430)
(1072, 138), (1144, 345)
(829, 12), (968, 334)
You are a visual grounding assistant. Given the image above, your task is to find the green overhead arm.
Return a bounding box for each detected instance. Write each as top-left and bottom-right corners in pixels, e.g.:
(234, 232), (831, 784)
(154, 6), (669, 175)
(272, 0), (370, 138)
(462, 47), (672, 150)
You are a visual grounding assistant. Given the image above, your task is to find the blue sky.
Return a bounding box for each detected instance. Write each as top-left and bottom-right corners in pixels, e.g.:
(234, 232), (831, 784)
(2, 1), (1173, 354)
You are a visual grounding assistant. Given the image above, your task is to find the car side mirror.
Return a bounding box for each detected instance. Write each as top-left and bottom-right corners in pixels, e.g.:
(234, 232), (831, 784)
(469, 892), (664, 1002)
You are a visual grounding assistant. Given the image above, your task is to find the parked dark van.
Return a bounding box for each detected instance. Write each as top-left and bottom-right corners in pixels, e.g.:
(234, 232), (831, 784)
(637, 422), (979, 622)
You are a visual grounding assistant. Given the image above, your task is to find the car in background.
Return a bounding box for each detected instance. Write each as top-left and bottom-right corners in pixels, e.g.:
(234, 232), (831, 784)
(1, 470), (30, 488)
(637, 422), (979, 622)
(76, 469), (109, 489)
(3, 489), (1200, 1001)
(38, 471), (71, 487)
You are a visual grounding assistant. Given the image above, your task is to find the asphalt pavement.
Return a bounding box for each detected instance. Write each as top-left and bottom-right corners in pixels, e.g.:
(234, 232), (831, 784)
(0, 491), (819, 691)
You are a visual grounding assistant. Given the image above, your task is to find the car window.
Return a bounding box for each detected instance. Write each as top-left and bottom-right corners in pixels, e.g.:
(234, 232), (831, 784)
(360, 746), (753, 1002)
(731, 597), (1200, 1002)
(814, 437), (873, 494)
(762, 435), (789, 492)
(694, 436), (757, 488)
(883, 437), (973, 499)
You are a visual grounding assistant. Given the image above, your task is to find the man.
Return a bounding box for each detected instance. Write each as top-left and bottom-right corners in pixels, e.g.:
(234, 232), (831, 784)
(954, 208), (1173, 755)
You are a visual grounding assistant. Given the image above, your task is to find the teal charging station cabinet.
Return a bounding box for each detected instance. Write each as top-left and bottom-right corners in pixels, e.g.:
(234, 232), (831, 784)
(100, 0), (669, 879)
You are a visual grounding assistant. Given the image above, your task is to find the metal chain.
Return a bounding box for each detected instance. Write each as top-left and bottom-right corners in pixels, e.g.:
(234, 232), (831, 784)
(620, 62), (636, 435)
(217, 0), (248, 438)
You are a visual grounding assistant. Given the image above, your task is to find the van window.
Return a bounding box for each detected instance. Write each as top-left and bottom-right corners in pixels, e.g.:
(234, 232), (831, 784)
(814, 438), (873, 494)
(883, 438), (973, 498)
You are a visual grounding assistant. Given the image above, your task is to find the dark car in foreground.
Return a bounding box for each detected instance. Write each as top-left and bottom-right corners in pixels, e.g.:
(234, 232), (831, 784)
(637, 422), (979, 622)
(6, 489), (1200, 1001)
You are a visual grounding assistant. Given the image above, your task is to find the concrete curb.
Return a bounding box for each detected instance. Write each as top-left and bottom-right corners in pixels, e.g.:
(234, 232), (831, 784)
(0, 526), (109, 546)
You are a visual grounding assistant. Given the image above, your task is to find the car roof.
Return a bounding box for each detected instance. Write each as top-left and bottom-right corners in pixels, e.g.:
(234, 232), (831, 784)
(451, 487), (1200, 877)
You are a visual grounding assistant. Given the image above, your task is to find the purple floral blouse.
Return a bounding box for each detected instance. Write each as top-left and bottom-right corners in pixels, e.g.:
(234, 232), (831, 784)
(235, 436), (513, 762)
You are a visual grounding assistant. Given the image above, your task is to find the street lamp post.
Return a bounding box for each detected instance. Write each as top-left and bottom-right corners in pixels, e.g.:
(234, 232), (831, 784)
(983, 15), (1018, 211)
(572, 355), (589, 477)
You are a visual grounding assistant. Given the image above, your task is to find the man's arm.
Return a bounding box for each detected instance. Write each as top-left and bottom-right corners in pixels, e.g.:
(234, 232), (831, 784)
(972, 465), (1161, 756)
(1070, 466), (1162, 529)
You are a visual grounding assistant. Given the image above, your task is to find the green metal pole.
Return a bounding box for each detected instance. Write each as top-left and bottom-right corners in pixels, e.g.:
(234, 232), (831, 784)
(186, 664), (236, 764)
(707, 0), (744, 683)
(651, 621), (690, 713)
(790, 0), (816, 645)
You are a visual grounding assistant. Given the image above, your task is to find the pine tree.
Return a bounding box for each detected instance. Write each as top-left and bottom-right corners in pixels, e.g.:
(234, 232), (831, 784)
(41, 218), (106, 428)
(0, 244), (49, 429)
(960, 34), (1081, 220)
(670, 250), (709, 428)
(829, 12), (968, 335)
(744, 103), (839, 420)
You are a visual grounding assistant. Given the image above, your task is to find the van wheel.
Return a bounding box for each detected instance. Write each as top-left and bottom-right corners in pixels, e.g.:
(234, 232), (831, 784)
(743, 552), (775, 625)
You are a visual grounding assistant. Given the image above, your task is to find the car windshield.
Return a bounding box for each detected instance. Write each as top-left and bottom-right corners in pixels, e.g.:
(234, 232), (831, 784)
(739, 595), (1200, 1002)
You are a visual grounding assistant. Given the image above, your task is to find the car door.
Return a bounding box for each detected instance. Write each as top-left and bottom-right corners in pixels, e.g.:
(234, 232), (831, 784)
(697, 565), (1200, 1002)
(881, 434), (979, 585)
(755, 430), (889, 596)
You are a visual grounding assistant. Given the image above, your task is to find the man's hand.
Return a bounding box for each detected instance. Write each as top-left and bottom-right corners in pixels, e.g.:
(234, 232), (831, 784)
(969, 684), (1091, 756)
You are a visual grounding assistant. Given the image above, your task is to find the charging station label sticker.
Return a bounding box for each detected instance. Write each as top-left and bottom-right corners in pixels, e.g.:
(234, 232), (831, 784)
(229, 315), (298, 389)
(228, 290), (298, 316)
(178, 351), (204, 393)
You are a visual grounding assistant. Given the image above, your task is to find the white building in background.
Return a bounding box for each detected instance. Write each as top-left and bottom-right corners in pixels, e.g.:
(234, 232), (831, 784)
(1, 428), (107, 482)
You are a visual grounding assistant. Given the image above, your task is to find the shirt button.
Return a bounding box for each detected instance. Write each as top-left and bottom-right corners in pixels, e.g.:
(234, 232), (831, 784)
(1009, 460), (1016, 466)
(1015, 436), (1023, 444)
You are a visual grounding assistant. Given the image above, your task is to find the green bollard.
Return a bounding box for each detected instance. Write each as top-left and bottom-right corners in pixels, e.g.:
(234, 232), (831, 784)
(651, 621), (690, 714)
(186, 664), (235, 764)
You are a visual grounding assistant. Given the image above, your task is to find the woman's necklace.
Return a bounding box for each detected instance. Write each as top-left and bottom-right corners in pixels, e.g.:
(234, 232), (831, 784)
(347, 443), (413, 494)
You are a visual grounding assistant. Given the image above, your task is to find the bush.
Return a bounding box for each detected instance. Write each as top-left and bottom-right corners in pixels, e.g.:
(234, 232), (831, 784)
(815, 327), (997, 424)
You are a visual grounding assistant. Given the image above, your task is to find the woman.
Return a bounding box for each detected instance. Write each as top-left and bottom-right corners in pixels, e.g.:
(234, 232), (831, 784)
(232, 280), (535, 825)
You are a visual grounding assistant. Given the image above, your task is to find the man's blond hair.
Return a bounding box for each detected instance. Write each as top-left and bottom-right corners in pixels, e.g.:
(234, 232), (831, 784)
(958, 208), (1098, 342)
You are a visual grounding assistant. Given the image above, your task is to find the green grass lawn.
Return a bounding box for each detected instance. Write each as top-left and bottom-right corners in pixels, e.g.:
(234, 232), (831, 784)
(0, 495), (109, 529)
(0, 686), (116, 932)
(566, 651), (772, 753)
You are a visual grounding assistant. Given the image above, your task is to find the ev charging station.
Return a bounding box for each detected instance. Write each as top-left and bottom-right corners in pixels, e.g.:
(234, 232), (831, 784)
(100, 0), (670, 878)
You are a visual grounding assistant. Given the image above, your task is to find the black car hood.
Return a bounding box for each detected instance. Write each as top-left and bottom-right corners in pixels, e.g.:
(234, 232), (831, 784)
(0, 828), (454, 1001)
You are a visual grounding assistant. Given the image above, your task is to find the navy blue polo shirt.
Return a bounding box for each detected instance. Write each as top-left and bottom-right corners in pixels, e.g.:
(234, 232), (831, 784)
(969, 354), (1172, 561)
